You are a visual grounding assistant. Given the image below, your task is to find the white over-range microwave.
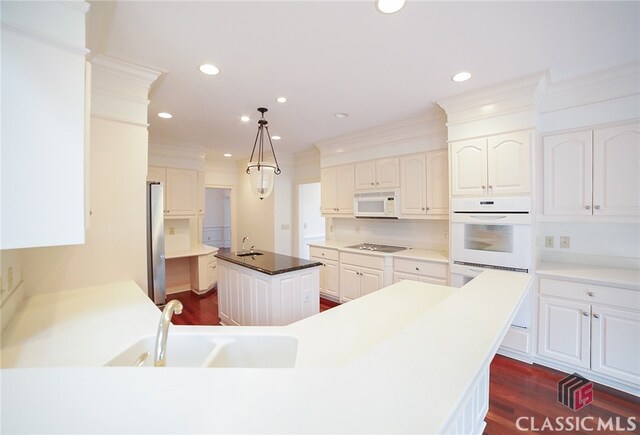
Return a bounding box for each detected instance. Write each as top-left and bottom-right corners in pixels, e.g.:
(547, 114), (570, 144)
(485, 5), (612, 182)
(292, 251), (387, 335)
(353, 190), (400, 219)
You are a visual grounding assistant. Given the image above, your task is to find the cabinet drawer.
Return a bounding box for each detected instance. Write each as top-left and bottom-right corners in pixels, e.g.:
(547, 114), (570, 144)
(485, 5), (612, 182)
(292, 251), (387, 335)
(207, 253), (216, 264)
(394, 258), (447, 278)
(539, 278), (640, 309)
(340, 252), (384, 270)
(309, 246), (339, 261)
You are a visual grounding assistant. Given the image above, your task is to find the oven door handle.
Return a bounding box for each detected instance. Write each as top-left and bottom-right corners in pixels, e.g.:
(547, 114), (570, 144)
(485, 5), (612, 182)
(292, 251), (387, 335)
(469, 215), (507, 220)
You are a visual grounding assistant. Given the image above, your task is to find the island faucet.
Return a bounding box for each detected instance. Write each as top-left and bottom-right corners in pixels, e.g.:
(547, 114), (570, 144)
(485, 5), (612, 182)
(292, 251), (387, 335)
(154, 299), (183, 367)
(242, 236), (249, 252)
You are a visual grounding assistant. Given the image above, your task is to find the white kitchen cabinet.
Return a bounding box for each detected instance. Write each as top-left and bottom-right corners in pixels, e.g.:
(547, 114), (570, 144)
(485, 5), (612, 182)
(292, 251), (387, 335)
(537, 278), (640, 387)
(339, 252), (387, 303)
(309, 246), (340, 300)
(543, 123), (640, 217)
(1, 2), (89, 249)
(393, 258), (448, 285)
(450, 131), (531, 197)
(321, 164), (354, 214)
(355, 158), (400, 190)
(197, 171), (206, 215)
(399, 150), (448, 216)
(148, 167), (200, 216)
(190, 252), (217, 294)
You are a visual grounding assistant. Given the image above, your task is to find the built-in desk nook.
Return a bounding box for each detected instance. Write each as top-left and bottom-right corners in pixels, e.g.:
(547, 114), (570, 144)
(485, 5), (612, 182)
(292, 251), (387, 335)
(165, 245), (218, 294)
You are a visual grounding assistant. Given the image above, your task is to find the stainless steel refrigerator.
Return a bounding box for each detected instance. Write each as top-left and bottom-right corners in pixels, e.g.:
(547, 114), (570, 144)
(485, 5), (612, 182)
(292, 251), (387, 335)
(147, 181), (166, 305)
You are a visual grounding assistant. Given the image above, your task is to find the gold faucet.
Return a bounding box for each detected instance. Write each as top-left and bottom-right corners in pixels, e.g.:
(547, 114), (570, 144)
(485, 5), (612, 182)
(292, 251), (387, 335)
(154, 300), (183, 367)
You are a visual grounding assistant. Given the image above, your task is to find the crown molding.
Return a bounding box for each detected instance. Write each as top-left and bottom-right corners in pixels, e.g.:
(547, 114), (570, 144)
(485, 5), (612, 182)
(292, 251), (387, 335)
(539, 62), (640, 114)
(90, 55), (163, 89)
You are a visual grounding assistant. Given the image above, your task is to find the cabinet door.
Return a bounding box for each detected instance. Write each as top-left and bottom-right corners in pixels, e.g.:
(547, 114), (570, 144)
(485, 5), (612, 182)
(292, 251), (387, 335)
(537, 296), (590, 368)
(543, 132), (593, 216)
(450, 139), (487, 196)
(376, 158), (400, 188)
(208, 262), (217, 288)
(197, 171), (205, 215)
(324, 259), (340, 299)
(228, 267), (241, 326)
(321, 167), (338, 213)
(354, 161), (377, 190)
(335, 165), (355, 214)
(360, 266), (384, 297)
(400, 154), (427, 215)
(166, 168), (197, 215)
(425, 150), (449, 214)
(593, 123), (640, 216)
(487, 131), (531, 195)
(591, 306), (640, 385)
(340, 264), (361, 302)
(217, 263), (230, 324)
(393, 271), (420, 283)
(311, 257), (326, 294)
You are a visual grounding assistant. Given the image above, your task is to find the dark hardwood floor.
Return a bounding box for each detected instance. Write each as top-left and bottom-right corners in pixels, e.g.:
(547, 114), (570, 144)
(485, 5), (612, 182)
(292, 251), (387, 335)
(167, 289), (639, 434)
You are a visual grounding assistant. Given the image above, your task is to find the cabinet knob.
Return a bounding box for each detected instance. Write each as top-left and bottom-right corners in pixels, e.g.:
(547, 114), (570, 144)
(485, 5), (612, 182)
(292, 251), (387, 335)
(421, 207), (425, 211)
(593, 313), (600, 319)
(426, 207), (430, 211)
(585, 205), (591, 210)
(376, 182), (379, 185)
(582, 311), (589, 317)
(321, 253), (325, 256)
(415, 267), (420, 271)
(371, 182), (374, 185)
(587, 291), (594, 297)
(481, 185), (486, 189)
(594, 205), (601, 210)
(488, 185), (493, 189)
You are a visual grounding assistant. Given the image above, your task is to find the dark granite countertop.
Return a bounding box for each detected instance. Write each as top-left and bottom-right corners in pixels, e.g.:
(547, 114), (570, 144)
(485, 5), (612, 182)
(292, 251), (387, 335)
(215, 248), (322, 276)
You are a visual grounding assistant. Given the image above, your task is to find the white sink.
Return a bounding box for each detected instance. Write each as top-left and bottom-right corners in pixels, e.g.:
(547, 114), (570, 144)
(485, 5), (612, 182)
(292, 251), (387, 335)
(105, 333), (298, 368)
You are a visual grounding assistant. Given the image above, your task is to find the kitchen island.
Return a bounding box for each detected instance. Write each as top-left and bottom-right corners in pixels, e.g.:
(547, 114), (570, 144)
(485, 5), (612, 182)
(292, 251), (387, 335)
(215, 249), (322, 326)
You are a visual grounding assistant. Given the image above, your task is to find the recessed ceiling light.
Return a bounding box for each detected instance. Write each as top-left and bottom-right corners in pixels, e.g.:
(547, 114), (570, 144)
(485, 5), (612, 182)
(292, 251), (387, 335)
(223, 153), (232, 157)
(199, 64), (220, 75)
(335, 112), (349, 119)
(276, 97), (287, 103)
(452, 71), (472, 82)
(157, 112), (173, 119)
(271, 135), (281, 140)
(376, 0), (405, 14)
(240, 115), (250, 122)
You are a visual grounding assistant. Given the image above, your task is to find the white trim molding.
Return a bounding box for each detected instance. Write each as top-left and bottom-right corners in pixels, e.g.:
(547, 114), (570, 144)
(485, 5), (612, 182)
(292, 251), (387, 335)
(149, 141), (207, 171)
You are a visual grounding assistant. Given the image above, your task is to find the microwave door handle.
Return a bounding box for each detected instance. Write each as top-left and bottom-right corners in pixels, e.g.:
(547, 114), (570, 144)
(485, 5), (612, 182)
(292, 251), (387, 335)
(470, 215), (507, 220)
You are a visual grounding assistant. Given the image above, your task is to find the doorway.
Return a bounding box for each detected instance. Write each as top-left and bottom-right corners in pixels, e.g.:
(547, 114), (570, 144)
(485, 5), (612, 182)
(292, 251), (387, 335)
(202, 187), (231, 248)
(297, 182), (325, 259)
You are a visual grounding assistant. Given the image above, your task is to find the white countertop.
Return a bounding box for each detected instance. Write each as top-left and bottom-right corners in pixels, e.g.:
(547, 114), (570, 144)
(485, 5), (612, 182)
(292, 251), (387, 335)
(1, 270), (531, 434)
(308, 240), (449, 263)
(165, 244), (218, 259)
(537, 261), (640, 291)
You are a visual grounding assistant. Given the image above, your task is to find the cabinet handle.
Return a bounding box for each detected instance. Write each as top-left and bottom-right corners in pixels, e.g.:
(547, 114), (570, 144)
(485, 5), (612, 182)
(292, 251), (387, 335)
(426, 207), (430, 211)
(585, 205), (591, 210)
(321, 253), (325, 256)
(481, 185), (486, 189)
(371, 182), (374, 185)
(587, 291), (594, 297)
(488, 185), (493, 189)
(415, 267), (420, 271)
(376, 182), (379, 185)
(594, 205), (601, 210)
(593, 313), (600, 319)
(421, 207), (425, 211)
(582, 311), (589, 317)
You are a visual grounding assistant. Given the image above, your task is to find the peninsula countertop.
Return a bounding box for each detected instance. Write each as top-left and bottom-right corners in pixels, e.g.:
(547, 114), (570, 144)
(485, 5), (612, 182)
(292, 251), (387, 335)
(215, 248), (322, 275)
(2, 270), (531, 434)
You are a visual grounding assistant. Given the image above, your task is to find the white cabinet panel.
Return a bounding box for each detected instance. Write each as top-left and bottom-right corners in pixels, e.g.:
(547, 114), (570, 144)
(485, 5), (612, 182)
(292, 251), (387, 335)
(321, 164), (354, 214)
(400, 153), (426, 215)
(425, 150), (449, 214)
(340, 264), (361, 302)
(354, 159), (399, 190)
(487, 131), (531, 195)
(450, 139), (487, 196)
(166, 168), (198, 216)
(360, 267), (383, 297)
(197, 171), (206, 215)
(354, 161), (377, 190)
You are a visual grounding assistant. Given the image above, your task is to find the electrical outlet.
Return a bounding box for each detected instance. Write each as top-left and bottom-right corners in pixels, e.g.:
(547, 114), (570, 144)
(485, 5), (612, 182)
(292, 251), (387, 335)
(544, 236), (554, 248)
(169, 227), (175, 235)
(560, 236), (570, 249)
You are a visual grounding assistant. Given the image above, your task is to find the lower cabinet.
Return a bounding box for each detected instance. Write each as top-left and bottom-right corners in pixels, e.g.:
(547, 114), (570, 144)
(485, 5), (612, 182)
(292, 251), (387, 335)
(392, 258), (448, 285)
(309, 246), (340, 300)
(190, 252), (217, 294)
(537, 278), (640, 387)
(339, 252), (389, 303)
(217, 259), (320, 326)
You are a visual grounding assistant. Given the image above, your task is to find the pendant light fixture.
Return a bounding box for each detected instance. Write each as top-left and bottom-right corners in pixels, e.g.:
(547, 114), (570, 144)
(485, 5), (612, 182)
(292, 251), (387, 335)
(246, 107), (281, 200)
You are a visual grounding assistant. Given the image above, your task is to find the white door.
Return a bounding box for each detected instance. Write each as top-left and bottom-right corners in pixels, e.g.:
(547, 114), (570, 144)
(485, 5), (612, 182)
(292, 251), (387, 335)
(335, 165), (355, 213)
(487, 131), (531, 195)
(591, 306), (640, 385)
(400, 153), (426, 215)
(354, 161), (377, 190)
(360, 266), (384, 297)
(324, 260), (340, 299)
(593, 123), (640, 216)
(537, 297), (590, 368)
(450, 139), (487, 196)
(425, 150), (449, 214)
(340, 265), (361, 302)
(543, 131), (593, 216)
(320, 167), (338, 213)
(376, 158), (400, 188)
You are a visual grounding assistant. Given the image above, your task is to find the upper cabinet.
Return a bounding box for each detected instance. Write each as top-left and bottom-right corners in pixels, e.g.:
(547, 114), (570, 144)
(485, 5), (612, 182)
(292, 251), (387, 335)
(354, 158), (400, 190)
(1, 2), (90, 249)
(450, 131), (531, 197)
(400, 150), (448, 216)
(148, 167), (201, 217)
(321, 164), (354, 215)
(544, 122), (639, 217)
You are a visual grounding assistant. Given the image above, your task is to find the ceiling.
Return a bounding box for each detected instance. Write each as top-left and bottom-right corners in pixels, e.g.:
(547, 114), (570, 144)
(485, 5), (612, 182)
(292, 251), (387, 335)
(87, 1), (640, 162)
